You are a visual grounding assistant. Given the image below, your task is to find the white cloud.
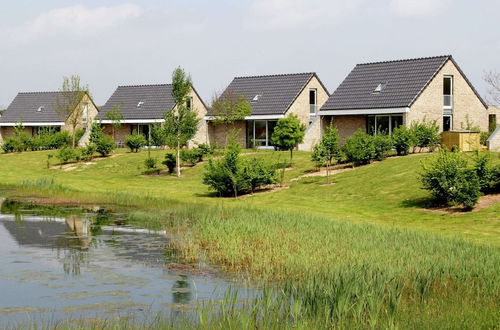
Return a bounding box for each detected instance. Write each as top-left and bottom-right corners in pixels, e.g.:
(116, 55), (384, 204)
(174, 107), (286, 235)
(10, 4), (144, 40)
(390, 0), (451, 17)
(245, 0), (361, 29)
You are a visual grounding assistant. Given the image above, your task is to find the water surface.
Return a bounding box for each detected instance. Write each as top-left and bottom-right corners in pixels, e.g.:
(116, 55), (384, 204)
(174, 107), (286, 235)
(0, 198), (256, 326)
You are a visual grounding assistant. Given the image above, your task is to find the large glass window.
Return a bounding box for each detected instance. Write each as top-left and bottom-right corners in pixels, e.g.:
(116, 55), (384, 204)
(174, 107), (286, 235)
(366, 115), (403, 135)
(443, 115), (452, 132)
(246, 120), (277, 148)
(309, 89), (317, 114)
(443, 76), (453, 108)
(131, 124), (151, 140)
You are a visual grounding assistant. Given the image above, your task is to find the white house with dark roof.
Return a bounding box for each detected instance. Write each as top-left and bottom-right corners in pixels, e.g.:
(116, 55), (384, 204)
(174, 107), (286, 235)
(320, 55), (489, 142)
(0, 91), (98, 145)
(97, 84), (208, 147)
(206, 72), (330, 150)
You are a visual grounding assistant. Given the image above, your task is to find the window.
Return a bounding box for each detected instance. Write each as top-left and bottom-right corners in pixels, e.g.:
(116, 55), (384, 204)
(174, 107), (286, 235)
(132, 124), (151, 140)
(137, 101), (144, 108)
(37, 106), (44, 112)
(82, 104), (89, 124)
(443, 76), (453, 108)
(367, 114), (403, 135)
(246, 120), (277, 148)
(373, 83), (386, 94)
(186, 97), (193, 110)
(309, 89), (317, 114)
(443, 115), (452, 132)
(489, 114), (497, 133)
(252, 94), (262, 102)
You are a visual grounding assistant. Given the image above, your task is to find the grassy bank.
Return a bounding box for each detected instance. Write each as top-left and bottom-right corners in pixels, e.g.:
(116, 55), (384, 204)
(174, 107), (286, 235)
(1, 149), (499, 328)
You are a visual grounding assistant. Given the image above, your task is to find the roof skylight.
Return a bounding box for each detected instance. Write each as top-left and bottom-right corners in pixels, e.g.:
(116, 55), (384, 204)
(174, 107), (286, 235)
(252, 94), (262, 101)
(137, 101), (144, 107)
(37, 106), (44, 112)
(373, 83), (386, 93)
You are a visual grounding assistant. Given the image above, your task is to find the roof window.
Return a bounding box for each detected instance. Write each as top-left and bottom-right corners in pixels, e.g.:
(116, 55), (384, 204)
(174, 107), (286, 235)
(373, 83), (386, 94)
(37, 106), (45, 112)
(252, 94), (262, 101)
(137, 101), (144, 108)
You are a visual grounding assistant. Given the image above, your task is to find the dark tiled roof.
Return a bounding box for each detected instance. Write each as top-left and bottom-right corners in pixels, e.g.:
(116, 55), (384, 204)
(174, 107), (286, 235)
(208, 72), (325, 116)
(0, 91), (81, 124)
(321, 55), (460, 111)
(97, 84), (175, 120)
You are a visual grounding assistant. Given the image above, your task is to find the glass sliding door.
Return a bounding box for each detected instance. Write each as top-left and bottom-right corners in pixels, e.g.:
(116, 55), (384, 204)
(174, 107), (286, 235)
(366, 114), (403, 135)
(247, 120), (277, 148)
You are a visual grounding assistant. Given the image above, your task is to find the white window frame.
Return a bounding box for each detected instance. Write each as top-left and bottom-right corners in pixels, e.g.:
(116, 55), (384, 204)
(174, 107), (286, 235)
(309, 88), (317, 115)
(443, 75), (453, 110)
(249, 120), (276, 149)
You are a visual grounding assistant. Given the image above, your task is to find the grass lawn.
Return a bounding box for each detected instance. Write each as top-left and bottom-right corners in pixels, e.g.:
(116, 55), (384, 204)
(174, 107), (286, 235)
(0, 148), (498, 245)
(0, 148), (499, 328)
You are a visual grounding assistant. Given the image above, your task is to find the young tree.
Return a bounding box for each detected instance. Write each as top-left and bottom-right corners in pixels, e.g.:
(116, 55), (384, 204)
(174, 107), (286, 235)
(56, 75), (89, 148)
(320, 125), (341, 184)
(271, 114), (306, 163)
(210, 89), (252, 146)
(105, 105), (123, 142)
(484, 70), (500, 105)
(163, 67), (200, 177)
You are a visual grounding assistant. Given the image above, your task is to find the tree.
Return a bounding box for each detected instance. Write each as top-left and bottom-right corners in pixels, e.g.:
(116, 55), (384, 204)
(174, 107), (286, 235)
(210, 89), (252, 146)
(271, 114), (306, 162)
(484, 70), (500, 105)
(320, 125), (341, 184)
(105, 105), (123, 142)
(55, 75), (89, 148)
(163, 67), (200, 177)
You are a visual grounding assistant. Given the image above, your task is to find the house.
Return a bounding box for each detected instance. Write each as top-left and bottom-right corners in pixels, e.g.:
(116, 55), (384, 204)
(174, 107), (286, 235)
(0, 91), (98, 145)
(206, 72), (329, 150)
(96, 84), (208, 147)
(487, 105), (500, 151)
(320, 55), (489, 142)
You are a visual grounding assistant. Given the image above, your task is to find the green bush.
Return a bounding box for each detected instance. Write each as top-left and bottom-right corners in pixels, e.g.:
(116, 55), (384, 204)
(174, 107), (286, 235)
(150, 123), (166, 147)
(2, 137), (17, 153)
(410, 120), (440, 152)
(392, 126), (412, 156)
(81, 144), (97, 161)
(480, 131), (490, 146)
(196, 143), (215, 160)
(311, 143), (327, 170)
(180, 149), (201, 166)
(162, 153), (176, 174)
(144, 157), (158, 170)
(56, 147), (79, 164)
(94, 134), (114, 157)
(125, 133), (147, 152)
(241, 158), (277, 193)
(343, 131), (375, 166)
(89, 123), (105, 144)
(472, 151), (493, 192)
(491, 164), (500, 192)
(420, 151), (481, 208)
(49, 131), (72, 149)
(203, 143), (245, 197)
(373, 133), (393, 161)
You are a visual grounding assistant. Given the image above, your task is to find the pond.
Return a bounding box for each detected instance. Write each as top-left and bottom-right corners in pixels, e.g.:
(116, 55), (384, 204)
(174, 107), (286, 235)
(0, 198), (258, 327)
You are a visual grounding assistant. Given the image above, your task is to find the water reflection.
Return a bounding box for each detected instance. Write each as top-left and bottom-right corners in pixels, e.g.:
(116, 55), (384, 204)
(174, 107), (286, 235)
(0, 198), (258, 326)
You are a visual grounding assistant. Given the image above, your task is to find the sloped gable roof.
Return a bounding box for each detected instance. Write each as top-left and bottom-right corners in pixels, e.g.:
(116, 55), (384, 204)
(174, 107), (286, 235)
(0, 91), (84, 124)
(208, 72), (327, 116)
(320, 55), (487, 112)
(97, 84), (176, 120)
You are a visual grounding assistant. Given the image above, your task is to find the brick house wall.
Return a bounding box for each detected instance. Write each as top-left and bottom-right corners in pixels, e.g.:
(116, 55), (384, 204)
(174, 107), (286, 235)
(323, 115), (366, 144)
(408, 59), (488, 131)
(208, 121), (246, 148)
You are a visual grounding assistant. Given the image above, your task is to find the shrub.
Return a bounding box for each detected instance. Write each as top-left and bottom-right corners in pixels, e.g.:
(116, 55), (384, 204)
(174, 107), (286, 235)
(343, 131), (375, 166)
(2, 137), (17, 153)
(392, 126), (412, 156)
(480, 131), (490, 146)
(49, 131), (72, 149)
(203, 142), (246, 197)
(56, 147), (78, 164)
(420, 151), (481, 208)
(150, 123), (166, 147)
(81, 144), (97, 161)
(491, 164), (500, 192)
(180, 149), (201, 166)
(240, 158), (277, 193)
(94, 134), (114, 157)
(196, 143), (215, 160)
(472, 151), (493, 192)
(373, 133), (393, 161)
(125, 133), (147, 152)
(410, 120), (440, 152)
(311, 143), (327, 170)
(162, 153), (176, 174)
(144, 157), (158, 170)
(25, 136), (41, 151)
(89, 123), (105, 144)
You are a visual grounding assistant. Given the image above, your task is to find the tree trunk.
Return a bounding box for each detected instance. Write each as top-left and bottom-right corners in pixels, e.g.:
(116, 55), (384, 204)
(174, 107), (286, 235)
(326, 159), (331, 184)
(290, 148), (293, 164)
(72, 126), (76, 149)
(176, 141), (181, 178)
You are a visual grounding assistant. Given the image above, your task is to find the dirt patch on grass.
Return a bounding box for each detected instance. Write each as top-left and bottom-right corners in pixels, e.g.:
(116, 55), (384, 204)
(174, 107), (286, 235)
(423, 194), (500, 214)
(291, 164), (353, 182)
(50, 154), (124, 171)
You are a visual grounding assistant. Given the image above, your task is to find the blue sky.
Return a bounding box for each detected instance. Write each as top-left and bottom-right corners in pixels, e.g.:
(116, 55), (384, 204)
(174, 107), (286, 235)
(1, 0), (499, 108)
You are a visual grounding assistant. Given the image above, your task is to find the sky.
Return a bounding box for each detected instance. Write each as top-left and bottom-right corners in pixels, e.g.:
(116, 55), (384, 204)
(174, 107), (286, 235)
(0, 0), (499, 108)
